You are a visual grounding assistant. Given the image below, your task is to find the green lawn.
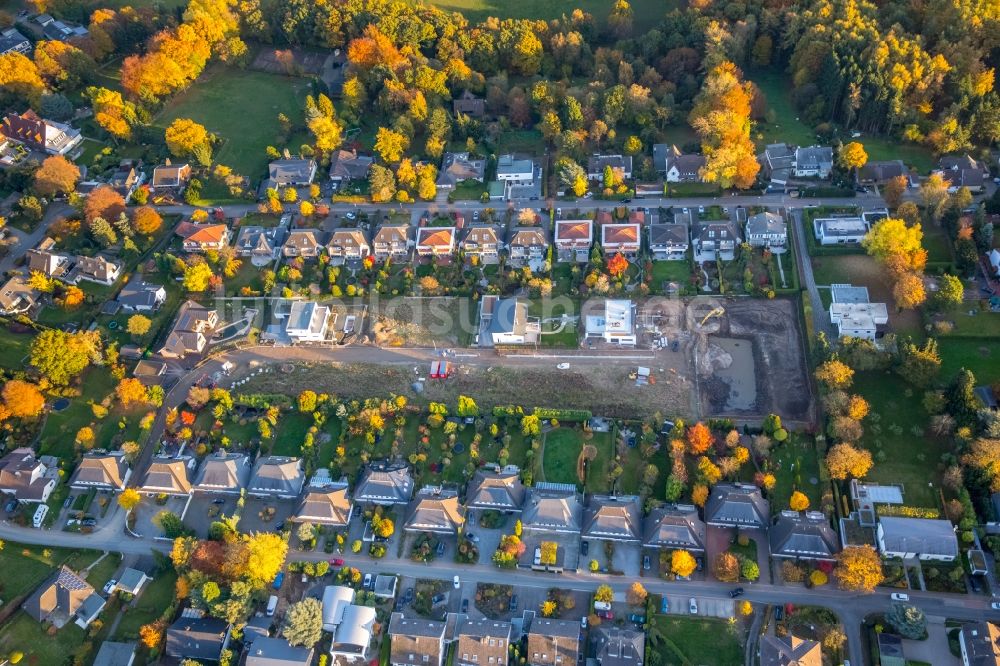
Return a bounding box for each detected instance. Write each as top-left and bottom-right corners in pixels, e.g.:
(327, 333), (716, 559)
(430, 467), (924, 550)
(154, 65), (311, 180)
(650, 260), (692, 290)
(541, 427), (582, 486)
(937, 312), (1000, 338)
(648, 616), (743, 666)
(770, 435), (822, 513)
(270, 411), (315, 456)
(84, 553), (123, 589)
(853, 372), (947, 507)
(937, 338), (1000, 385)
(0, 543), (102, 615)
(0, 611), (88, 666)
(406, 0), (674, 28)
(112, 571), (177, 641)
(0, 327), (33, 370)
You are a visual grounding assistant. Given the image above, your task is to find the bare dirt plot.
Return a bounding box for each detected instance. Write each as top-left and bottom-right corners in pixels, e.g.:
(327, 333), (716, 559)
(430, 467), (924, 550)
(240, 361), (694, 419)
(370, 298), (479, 346)
(693, 298), (813, 423)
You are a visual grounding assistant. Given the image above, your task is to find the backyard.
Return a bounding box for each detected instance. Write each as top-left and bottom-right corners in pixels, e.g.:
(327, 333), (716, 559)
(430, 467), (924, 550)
(0, 542), (104, 616)
(112, 572), (177, 642)
(648, 615), (744, 666)
(154, 65), (310, 181)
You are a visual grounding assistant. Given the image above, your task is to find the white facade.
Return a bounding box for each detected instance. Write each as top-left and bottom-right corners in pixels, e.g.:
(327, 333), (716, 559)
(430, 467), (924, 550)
(585, 300), (636, 345)
(814, 217), (868, 245)
(285, 301), (330, 342)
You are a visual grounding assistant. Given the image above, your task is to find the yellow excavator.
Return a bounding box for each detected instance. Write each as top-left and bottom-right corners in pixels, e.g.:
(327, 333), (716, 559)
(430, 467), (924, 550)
(699, 307), (725, 326)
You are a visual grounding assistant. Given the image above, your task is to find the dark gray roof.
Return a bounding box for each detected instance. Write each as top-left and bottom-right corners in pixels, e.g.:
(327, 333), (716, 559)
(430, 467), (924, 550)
(693, 220), (740, 244)
(117, 276), (165, 309)
(759, 634), (822, 666)
(746, 212), (786, 237)
(878, 517), (959, 558)
(93, 641), (137, 666)
(648, 224), (688, 246)
(355, 463), (414, 504)
(194, 453), (251, 493)
(592, 626), (644, 666)
(487, 298), (529, 338)
(522, 484), (583, 533)
(248, 456), (304, 496)
(466, 468), (526, 511)
(959, 622), (1000, 666)
(859, 160), (907, 183)
(583, 495), (641, 541)
(642, 504), (705, 551)
(769, 511), (840, 560)
(166, 616), (229, 660)
(704, 483), (769, 527)
(795, 146), (833, 170)
(245, 636), (314, 666)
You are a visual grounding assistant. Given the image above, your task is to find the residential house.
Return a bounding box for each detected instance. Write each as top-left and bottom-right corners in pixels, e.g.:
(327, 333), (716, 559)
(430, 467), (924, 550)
(0, 28), (31, 56)
(23, 566), (105, 629)
(265, 158), (317, 188)
(769, 511), (840, 561)
(658, 145), (706, 183)
(601, 223), (641, 257)
(0, 448), (57, 503)
(70, 254), (122, 286)
(587, 154), (633, 181)
(93, 641), (137, 666)
(583, 494), (641, 543)
(527, 618), (580, 666)
(234, 225), (285, 264)
(193, 453), (251, 494)
(592, 626), (644, 666)
(829, 284), (888, 341)
(481, 296), (539, 346)
(166, 616), (231, 662)
(465, 466), (526, 513)
(455, 619), (511, 666)
(68, 451), (130, 492)
(372, 224), (412, 260)
(354, 462), (414, 506)
(859, 160), (908, 184)
(507, 227), (548, 268)
(404, 486), (466, 535)
(762, 144), (795, 186)
(416, 227), (457, 258)
(283, 229), (324, 258)
(813, 216), (868, 245)
(461, 225), (501, 264)
(36, 14), (88, 41)
(692, 221), (740, 261)
(959, 621), (1000, 666)
(704, 483), (770, 529)
(323, 585), (377, 660)
(177, 222), (230, 253)
(937, 154), (987, 193)
(245, 637), (314, 666)
(0, 276), (37, 315)
(648, 224), (688, 260)
(794, 146), (834, 178)
(877, 634), (906, 666)
(389, 613), (447, 666)
(159, 300), (218, 358)
(151, 163), (192, 190)
(876, 516), (959, 561)
(327, 228), (370, 264)
(27, 242), (71, 279)
(745, 211), (787, 248)
(139, 456), (194, 496)
(642, 504), (706, 553)
(437, 152), (486, 189)
(108, 160), (144, 200)
(114, 568), (149, 596)
(248, 456), (305, 499)
(1, 109), (82, 155)
(554, 220), (593, 263)
(292, 485), (353, 527)
(521, 483), (583, 535)
(329, 150), (374, 184)
(284, 300), (330, 343)
(584, 299), (636, 346)
(452, 90), (486, 118)
(496, 155), (535, 185)
(759, 634), (822, 666)
(116, 277), (166, 312)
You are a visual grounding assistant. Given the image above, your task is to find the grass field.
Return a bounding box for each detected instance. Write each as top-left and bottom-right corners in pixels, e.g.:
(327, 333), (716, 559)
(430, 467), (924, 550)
(938, 338), (999, 385)
(0, 543), (102, 615)
(649, 615), (744, 666)
(0, 611), (88, 666)
(542, 428), (582, 485)
(113, 571), (177, 641)
(155, 65), (311, 180)
(406, 0), (673, 27)
(770, 435), (823, 512)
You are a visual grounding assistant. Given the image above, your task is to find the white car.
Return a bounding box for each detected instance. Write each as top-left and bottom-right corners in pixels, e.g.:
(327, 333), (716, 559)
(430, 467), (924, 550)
(688, 598), (698, 614)
(453, 575), (461, 589)
(890, 593), (909, 601)
(556, 363), (570, 370)
(103, 579), (117, 595)
(991, 602), (1000, 611)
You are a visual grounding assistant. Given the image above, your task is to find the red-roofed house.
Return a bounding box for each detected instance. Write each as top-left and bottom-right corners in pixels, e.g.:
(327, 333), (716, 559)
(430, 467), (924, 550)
(554, 220), (593, 263)
(415, 227), (457, 257)
(601, 223), (641, 257)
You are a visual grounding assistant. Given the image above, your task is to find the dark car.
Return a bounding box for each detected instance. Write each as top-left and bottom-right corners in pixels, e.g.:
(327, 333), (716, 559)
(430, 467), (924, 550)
(581, 541), (589, 556)
(622, 198), (632, 203)
(774, 606), (784, 621)
(432, 593), (447, 605)
(642, 555), (650, 570)
(509, 595), (518, 611)
(628, 614), (646, 624)
(403, 588), (414, 604)
(729, 588), (744, 598)
(436, 541), (445, 556)
(4, 499), (18, 513)
(212, 498), (226, 504)
(462, 598), (469, 613)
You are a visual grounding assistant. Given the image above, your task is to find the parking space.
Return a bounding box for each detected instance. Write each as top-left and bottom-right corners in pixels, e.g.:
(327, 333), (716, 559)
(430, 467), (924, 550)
(705, 526), (734, 579)
(611, 543), (642, 577)
(132, 496), (190, 539)
(240, 497), (295, 533)
(185, 494), (238, 537)
(522, 532), (580, 571)
(660, 594), (734, 619)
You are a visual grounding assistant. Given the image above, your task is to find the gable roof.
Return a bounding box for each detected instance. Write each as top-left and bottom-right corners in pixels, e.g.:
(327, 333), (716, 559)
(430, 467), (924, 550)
(249, 456), (304, 496)
(704, 483), (769, 527)
(140, 456), (193, 495)
(389, 613), (446, 666)
(294, 486), (353, 525)
(466, 468), (526, 511)
(404, 487), (466, 533)
(592, 626), (644, 666)
(355, 463), (414, 504)
(117, 276), (166, 309)
(583, 495), (641, 541)
(0, 275), (38, 313)
(960, 622), (1000, 666)
(643, 504), (705, 550)
(509, 227), (548, 247)
(194, 453), (251, 492)
(245, 636), (314, 666)
(152, 163), (191, 188)
(166, 616), (229, 660)
(23, 565), (95, 623)
(769, 511), (840, 560)
(267, 159), (316, 184)
(527, 618), (580, 666)
(93, 641), (137, 666)
(69, 452), (129, 489)
(329, 150), (374, 180)
(373, 224), (410, 246)
(648, 224), (688, 246)
(462, 225), (500, 248)
(0, 447), (53, 501)
(26, 248), (70, 278)
(456, 619), (511, 666)
(878, 516), (959, 558)
(285, 229), (323, 252)
(73, 254), (121, 282)
(178, 223), (228, 245)
(759, 634), (822, 666)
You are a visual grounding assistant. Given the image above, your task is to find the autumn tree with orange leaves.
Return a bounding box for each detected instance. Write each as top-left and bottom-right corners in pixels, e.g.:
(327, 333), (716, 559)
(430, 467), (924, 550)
(84, 186), (126, 225)
(687, 422), (714, 454)
(689, 61), (760, 189)
(606, 253), (628, 278)
(2, 380), (46, 419)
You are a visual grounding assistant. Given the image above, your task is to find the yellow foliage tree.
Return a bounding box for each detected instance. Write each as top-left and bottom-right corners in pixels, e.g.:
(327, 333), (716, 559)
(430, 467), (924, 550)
(893, 272), (926, 310)
(838, 141), (868, 171)
(825, 442), (874, 480)
(814, 360), (854, 390)
(626, 581), (647, 605)
(2, 380), (45, 419)
(789, 490), (810, 511)
(691, 483), (709, 506)
(671, 549), (697, 577)
(165, 118), (211, 160)
(118, 487), (141, 510)
(116, 377), (148, 406)
(541, 600), (558, 617)
(834, 545), (883, 592)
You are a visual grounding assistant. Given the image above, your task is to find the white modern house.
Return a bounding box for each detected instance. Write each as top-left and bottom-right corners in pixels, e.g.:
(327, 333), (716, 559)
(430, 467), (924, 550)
(585, 299), (636, 345)
(876, 516), (959, 561)
(813, 216), (868, 245)
(828, 284), (888, 341)
(285, 301), (330, 343)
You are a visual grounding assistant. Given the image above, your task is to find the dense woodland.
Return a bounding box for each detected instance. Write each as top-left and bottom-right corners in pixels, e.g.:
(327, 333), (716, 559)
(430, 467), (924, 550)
(0, 0), (997, 190)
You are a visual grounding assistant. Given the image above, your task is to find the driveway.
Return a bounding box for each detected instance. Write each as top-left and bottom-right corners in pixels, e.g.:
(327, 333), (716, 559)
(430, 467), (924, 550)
(901, 619), (959, 665)
(661, 593), (734, 618)
(132, 496), (189, 539)
(185, 494), (238, 537)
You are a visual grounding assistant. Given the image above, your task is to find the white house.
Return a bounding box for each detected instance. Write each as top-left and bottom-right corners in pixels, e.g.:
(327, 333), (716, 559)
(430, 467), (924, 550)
(794, 146), (833, 178)
(285, 301), (330, 343)
(877, 516), (959, 561)
(813, 217), (868, 245)
(828, 284), (888, 341)
(585, 299), (636, 345)
(496, 155), (535, 185)
(481, 296), (539, 345)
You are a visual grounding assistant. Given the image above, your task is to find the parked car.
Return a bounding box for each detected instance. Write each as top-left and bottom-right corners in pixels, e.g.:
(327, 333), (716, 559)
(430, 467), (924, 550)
(62, 497), (72, 509)
(660, 597), (669, 614)
(774, 606), (784, 621)
(688, 598), (698, 614)
(103, 579), (117, 595)
(272, 572), (285, 590)
(453, 575), (461, 589)
(581, 615), (588, 628)
(212, 498), (226, 505)
(598, 610), (613, 620)
(363, 573), (373, 589)
(4, 499), (18, 513)
(462, 598), (469, 613)
(890, 593), (909, 602)
(404, 588), (414, 604)
(436, 541), (446, 556)
(695, 557), (703, 571)
(329, 558), (344, 567)
(629, 614), (646, 624)
(466, 533), (479, 543)
(266, 595), (278, 616)
(729, 588), (744, 598)
(581, 541), (589, 556)
(509, 595), (518, 611)
(432, 593), (446, 605)
(643, 555), (651, 571)
(991, 602), (1000, 611)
